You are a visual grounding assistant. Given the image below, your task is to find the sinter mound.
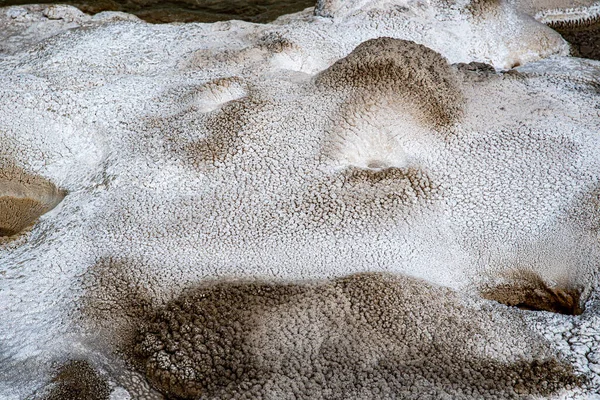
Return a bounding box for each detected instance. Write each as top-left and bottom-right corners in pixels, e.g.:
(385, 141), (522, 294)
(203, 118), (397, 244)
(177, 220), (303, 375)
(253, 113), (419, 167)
(131, 273), (582, 399)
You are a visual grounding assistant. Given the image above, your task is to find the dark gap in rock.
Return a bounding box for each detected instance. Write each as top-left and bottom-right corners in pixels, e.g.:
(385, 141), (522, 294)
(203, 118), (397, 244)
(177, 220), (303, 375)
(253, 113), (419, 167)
(549, 20), (600, 61)
(0, 227), (17, 237)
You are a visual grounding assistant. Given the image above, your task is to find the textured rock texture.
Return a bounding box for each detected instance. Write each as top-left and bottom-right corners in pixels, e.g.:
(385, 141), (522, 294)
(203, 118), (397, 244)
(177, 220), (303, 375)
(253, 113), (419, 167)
(1, 0), (600, 399)
(132, 273), (583, 399)
(40, 360), (110, 400)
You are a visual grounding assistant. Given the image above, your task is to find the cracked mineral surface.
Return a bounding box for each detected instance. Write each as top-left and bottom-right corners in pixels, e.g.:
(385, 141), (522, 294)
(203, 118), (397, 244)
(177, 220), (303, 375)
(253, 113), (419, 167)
(1, 0), (600, 399)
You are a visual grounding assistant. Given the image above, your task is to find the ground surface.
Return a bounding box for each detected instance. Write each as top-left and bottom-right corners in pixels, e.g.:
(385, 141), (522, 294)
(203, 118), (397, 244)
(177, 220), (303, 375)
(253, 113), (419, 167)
(1, 1), (600, 399)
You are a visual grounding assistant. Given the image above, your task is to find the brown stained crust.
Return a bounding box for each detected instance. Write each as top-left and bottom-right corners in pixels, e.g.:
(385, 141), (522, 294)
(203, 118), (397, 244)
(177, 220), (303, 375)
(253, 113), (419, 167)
(43, 360), (110, 400)
(315, 38), (464, 127)
(182, 34), (296, 72)
(295, 166), (438, 229)
(182, 48), (255, 72)
(344, 166), (430, 188)
(128, 272), (582, 399)
(131, 281), (313, 399)
(79, 258), (155, 347)
(569, 185), (600, 233)
(178, 77), (247, 108)
(184, 95), (267, 167)
(464, 0), (501, 17)
(257, 32), (297, 54)
(455, 61), (497, 80)
(313, 0), (336, 18)
(481, 271), (584, 315)
(151, 87), (267, 169)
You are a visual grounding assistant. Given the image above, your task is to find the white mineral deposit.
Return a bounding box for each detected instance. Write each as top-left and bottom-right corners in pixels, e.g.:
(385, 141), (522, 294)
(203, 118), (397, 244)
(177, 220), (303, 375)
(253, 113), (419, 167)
(0, 0), (599, 398)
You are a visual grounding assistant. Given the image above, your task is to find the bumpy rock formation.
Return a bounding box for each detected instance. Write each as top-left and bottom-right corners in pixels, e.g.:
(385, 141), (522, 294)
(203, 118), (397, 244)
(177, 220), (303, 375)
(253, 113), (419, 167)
(133, 273), (582, 399)
(1, 0), (600, 399)
(316, 38), (464, 127)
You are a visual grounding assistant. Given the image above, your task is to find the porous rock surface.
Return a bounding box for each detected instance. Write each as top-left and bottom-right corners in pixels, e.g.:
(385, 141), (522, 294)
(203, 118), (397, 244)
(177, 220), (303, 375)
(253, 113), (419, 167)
(41, 359), (110, 400)
(1, 0), (600, 399)
(133, 273), (582, 399)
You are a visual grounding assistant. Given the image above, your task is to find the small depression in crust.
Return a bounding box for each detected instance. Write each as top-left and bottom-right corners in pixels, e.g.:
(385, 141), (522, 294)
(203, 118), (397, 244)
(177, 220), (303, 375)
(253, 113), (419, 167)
(481, 271), (584, 315)
(0, 168), (65, 238)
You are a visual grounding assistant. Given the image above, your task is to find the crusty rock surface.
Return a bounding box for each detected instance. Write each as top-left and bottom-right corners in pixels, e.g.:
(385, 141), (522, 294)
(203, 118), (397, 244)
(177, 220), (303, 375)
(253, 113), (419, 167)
(39, 360), (110, 400)
(133, 273), (582, 399)
(1, 0), (600, 399)
(315, 38), (464, 127)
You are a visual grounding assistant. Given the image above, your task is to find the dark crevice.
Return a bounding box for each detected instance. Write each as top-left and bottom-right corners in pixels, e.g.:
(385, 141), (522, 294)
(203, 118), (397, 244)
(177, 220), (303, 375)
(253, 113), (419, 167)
(0, 227), (17, 237)
(549, 20), (600, 61)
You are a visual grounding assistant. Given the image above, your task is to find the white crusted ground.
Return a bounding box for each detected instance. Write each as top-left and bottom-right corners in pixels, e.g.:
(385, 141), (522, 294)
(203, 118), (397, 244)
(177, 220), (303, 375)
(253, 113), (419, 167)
(0, 0), (599, 399)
